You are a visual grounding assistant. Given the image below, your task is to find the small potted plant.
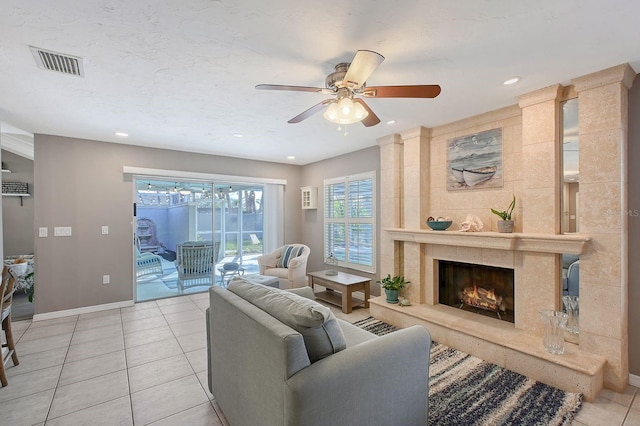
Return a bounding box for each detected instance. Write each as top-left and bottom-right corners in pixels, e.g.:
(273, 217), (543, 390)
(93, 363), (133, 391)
(377, 274), (410, 304)
(491, 195), (516, 233)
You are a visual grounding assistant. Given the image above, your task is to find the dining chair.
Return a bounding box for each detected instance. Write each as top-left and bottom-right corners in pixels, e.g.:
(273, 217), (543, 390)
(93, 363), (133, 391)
(1, 266), (20, 386)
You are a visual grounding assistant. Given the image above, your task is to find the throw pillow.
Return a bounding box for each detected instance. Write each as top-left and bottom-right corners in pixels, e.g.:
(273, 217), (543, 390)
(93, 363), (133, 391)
(228, 279), (346, 363)
(276, 245), (305, 268)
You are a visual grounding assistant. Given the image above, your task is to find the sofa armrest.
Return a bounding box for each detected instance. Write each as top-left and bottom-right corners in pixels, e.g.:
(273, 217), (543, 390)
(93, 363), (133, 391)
(286, 256), (305, 269)
(286, 255), (309, 287)
(284, 325), (431, 426)
(257, 248), (280, 274)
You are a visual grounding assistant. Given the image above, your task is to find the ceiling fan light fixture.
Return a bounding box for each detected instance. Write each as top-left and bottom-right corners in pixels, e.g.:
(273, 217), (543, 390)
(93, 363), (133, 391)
(323, 103), (339, 121)
(353, 102), (368, 120)
(339, 97), (353, 115)
(323, 98), (369, 125)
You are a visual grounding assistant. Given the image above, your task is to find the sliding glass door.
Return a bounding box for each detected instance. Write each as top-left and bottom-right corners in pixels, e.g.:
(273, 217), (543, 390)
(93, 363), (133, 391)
(134, 179), (215, 301)
(214, 184), (263, 272)
(133, 178), (265, 301)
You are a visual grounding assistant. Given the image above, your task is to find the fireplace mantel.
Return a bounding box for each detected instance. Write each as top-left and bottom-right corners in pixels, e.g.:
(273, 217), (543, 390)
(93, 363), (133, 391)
(385, 228), (590, 255)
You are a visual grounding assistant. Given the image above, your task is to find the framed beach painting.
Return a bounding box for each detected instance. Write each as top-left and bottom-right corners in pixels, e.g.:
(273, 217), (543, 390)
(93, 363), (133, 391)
(447, 128), (503, 191)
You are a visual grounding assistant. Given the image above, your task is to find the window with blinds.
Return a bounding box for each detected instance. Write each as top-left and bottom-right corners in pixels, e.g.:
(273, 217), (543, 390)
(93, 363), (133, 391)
(324, 171), (375, 273)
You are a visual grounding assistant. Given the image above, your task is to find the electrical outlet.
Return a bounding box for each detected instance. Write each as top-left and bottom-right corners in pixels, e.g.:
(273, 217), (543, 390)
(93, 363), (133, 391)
(102, 275), (110, 284)
(39, 227), (48, 237)
(101, 225), (109, 235)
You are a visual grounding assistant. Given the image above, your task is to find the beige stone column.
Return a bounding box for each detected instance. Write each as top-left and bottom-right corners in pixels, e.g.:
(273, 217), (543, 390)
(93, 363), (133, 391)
(377, 134), (403, 281)
(517, 84), (563, 233)
(572, 64), (635, 392)
(517, 86), (563, 321)
(400, 127), (431, 303)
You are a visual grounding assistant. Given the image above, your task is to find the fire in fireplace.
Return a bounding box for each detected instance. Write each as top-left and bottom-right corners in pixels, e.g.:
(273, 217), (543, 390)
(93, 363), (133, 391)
(439, 260), (514, 323)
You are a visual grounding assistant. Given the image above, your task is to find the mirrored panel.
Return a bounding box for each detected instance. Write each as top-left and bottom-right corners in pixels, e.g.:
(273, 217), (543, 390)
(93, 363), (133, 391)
(562, 98), (579, 233)
(560, 99), (580, 341)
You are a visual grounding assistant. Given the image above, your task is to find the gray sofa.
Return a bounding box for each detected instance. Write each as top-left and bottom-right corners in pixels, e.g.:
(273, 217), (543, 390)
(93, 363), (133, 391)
(207, 278), (432, 426)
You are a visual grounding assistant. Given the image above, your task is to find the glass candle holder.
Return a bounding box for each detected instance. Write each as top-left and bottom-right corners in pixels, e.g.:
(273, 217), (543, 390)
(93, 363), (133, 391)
(562, 295), (579, 334)
(325, 252), (338, 276)
(539, 309), (568, 354)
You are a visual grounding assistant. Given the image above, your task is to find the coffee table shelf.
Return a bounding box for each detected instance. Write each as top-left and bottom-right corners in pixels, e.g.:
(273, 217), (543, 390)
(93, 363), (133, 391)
(308, 271), (371, 314)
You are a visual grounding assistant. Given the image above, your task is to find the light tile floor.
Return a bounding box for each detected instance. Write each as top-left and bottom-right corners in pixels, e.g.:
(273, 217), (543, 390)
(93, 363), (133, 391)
(0, 291), (638, 425)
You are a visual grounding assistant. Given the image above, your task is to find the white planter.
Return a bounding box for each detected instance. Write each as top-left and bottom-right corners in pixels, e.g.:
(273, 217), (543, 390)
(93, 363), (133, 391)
(497, 220), (514, 233)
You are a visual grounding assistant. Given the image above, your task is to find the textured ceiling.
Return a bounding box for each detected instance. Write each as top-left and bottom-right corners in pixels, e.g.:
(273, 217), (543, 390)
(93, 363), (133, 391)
(1, 0), (639, 165)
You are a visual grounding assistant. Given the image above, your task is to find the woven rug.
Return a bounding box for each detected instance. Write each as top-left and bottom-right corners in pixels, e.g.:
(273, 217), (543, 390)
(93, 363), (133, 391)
(352, 317), (582, 426)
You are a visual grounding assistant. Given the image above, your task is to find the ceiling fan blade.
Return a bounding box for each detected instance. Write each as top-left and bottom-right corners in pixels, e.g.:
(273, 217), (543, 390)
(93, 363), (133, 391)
(361, 85), (441, 98)
(288, 99), (334, 123)
(342, 50), (385, 91)
(353, 99), (381, 127)
(255, 84), (333, 94)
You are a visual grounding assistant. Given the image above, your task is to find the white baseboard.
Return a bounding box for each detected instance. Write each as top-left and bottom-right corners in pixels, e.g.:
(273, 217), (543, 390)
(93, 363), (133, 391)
(630, 373), (640, 388)
(32, 300), (134, 322)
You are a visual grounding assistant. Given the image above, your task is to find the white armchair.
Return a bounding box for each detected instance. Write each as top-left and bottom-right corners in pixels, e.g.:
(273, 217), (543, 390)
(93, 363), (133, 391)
(257, 244), (310, 289)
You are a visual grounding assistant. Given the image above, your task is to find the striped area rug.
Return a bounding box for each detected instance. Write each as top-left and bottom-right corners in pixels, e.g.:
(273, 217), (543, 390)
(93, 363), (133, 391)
(352, 317), (582, 426)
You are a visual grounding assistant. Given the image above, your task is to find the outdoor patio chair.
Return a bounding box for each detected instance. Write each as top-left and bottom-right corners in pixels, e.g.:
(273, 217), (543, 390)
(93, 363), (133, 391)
(136, 238), (164, 278)
(175, 241), (220, 292)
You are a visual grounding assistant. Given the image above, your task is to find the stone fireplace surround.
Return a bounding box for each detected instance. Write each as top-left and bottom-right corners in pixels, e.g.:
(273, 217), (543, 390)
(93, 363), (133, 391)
(370, 229), (604, 400)
(370, 64), (635, 402)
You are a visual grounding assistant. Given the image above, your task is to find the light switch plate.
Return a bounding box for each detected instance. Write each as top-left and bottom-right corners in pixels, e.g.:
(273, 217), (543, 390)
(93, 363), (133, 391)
(54, 226), (72, 237)
(39, 227), (48, 237)
(102, 226), (109, 235)
(102, 275), (110, 284)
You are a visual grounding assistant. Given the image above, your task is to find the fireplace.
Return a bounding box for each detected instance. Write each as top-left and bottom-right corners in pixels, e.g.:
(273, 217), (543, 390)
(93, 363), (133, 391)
(438, 260), (515, 323)
(374, 229), (598, 399)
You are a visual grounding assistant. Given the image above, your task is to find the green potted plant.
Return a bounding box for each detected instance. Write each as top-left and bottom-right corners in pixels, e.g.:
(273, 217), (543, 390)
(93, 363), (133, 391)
(491, 195), (516, 233)
(377, 274), (410, 304)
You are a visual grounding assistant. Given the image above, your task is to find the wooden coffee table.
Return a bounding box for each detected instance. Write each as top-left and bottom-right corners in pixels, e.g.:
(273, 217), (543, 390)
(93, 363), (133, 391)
(308, 271), (371, 314)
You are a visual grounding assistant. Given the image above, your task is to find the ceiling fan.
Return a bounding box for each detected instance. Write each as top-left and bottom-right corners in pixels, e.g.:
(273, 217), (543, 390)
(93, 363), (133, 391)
(256, 50), (441, 127)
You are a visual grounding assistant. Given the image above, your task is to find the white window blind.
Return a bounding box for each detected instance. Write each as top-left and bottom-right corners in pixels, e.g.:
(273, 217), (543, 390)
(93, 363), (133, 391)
(324, 171), (375, 273)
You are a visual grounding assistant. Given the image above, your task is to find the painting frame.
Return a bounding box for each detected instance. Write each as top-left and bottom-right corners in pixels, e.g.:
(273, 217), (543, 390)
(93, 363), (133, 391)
(447, 128), (503, 191)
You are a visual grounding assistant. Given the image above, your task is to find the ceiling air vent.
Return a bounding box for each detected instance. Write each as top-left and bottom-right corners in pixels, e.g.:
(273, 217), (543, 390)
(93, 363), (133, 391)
(29, 46), (84, 77)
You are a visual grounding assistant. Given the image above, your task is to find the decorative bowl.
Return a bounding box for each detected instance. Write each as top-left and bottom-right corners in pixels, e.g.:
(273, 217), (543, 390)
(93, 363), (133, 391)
(426, 220), (452, 231)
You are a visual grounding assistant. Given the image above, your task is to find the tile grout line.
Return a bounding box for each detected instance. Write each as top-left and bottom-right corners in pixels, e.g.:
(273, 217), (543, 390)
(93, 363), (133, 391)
(161, 298), (221, 423)
(121, 302), (137, 426)
(120, 297), (210, 424)
(43, 312), (134, 423)
(43, 314), (79, 424)
(623, 390), (638, 425)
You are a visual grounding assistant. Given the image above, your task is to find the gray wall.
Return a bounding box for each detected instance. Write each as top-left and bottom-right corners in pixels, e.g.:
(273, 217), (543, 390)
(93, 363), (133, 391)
(28, 119), (639, 376)
(628, 80), (639, 376)
(33, 135), (302, 315)
(2, 150), (34, 256)
(300, 145), (381, 296)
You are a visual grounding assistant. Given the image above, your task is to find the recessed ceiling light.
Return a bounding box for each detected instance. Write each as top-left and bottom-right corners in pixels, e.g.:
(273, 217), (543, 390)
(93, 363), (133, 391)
(503, 77), (520, 85)
(386, 120), (397, 125)
(287, 156), (295, 160)
(233, 133), (243, 138)
(114, 132), (128, 137)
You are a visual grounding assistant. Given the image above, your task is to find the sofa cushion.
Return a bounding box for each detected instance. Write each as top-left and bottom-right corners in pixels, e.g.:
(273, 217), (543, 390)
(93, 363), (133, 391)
(276, 245), (305, 268)
(227, 279), (346, 362)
